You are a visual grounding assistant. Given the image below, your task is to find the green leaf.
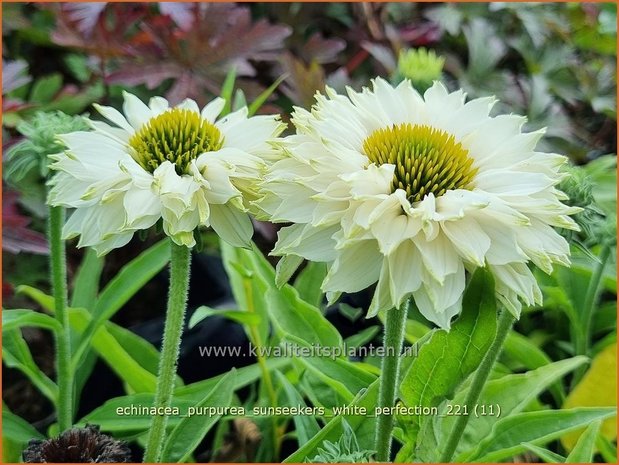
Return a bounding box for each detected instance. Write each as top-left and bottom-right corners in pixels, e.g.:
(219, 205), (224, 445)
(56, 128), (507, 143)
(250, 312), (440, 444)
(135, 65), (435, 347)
(344, 326), (380, 349)
(284, 379), (379, 463)
(423, 356), (587, 461)
(220, 241), (271, 344)
(2, 407), (44, 443)
(275, 254), (304, 288)
(398, 268), (497, 450)
(596, 435), (617, 464)
(275, 370), (320, 446)
(563, 343), (616, 449)
(504, 330), (564, 402)
(521, 443), (566, 463)
(294, 261), (327, 308)
(68, 308), (157, 392)
(188, 305), (261, 329)
(74, 240), (170, 365)
(458, 407), (616, 463)
(30, 74), (62, 103)
(2, 329), (58, 403)
(220, 67), (237, 117)
(248, 73), (287, 116)
(105, 322), (182, 387)
(566, 420), (602, 463)
(92, 240), (170, 325)
(2, 309), (61, 333)
(16, 285), (54, 311)
(161, 370), (237, 462)
(289, 336), (376, 404)
(71, 249), (104, 309)
(267, 288), (342, 348)
(174, 358), (290, 400)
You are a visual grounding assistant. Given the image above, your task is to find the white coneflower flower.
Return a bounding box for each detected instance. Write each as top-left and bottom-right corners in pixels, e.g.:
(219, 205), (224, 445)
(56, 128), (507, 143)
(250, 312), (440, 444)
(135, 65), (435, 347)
(48, 92), (284, 254)
(258, 78), (579, 328)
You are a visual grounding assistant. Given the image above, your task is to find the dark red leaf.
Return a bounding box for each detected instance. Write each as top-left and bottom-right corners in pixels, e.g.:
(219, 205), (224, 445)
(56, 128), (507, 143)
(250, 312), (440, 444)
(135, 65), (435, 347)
(3, 190), (48, 255)
(300, 32), (346, 65)
(108, 3), (291, 104)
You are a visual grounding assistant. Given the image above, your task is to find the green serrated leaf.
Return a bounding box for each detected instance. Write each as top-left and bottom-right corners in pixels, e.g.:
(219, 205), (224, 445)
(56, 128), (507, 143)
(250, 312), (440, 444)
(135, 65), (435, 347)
(398, 268), (497, 454)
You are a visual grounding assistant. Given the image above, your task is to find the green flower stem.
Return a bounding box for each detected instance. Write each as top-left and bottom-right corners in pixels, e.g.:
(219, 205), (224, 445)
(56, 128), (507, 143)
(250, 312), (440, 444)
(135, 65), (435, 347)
(143, 241), (191, 463)
(439, 309), (515, 463)
(49, 205), (72, 432)
(243, 278), (281, 459)
(374, 299), (409, 462)
(574, 243), (612, 383)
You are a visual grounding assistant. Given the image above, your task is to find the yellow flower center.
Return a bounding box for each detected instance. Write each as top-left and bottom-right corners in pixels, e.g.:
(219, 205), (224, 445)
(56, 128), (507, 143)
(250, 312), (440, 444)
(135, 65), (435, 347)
(362, 123), (477, 202)
(128, 109), (224, 174)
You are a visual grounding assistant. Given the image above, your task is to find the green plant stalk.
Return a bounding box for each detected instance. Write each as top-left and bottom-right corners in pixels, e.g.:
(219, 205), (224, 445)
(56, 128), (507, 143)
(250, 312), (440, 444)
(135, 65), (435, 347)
(143, 241), (191, 463)
(49, 205), (72, 431)
(574, 243), (612, 382)
(243, 278), (281, 459)
(374, 299), (409, 462)
(439, 309), (515, 462)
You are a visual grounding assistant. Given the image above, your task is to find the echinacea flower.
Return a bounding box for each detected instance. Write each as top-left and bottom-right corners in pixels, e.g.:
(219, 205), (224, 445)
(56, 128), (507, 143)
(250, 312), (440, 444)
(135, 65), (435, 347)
(258, 78), (579, 328)
(22, 425), (132, 463)
(48, 92), (284, 254)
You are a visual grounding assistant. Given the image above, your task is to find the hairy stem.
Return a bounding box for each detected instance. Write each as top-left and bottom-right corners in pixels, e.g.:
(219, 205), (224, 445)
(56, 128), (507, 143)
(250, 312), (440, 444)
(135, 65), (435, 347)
(49, 205), (72, 431)
(143, 241), (191, 463)
(374, 300), (409, 462)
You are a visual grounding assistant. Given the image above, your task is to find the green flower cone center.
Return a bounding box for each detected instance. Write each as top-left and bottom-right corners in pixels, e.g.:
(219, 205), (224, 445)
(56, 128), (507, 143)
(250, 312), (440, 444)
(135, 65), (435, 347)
(363, 123), (477, 202)
(128, 109), (224, 175)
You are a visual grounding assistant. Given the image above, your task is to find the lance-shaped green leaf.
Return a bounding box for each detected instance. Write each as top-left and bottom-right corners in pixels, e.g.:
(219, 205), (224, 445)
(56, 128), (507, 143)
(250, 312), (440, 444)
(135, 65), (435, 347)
(160, 370), (237, 462)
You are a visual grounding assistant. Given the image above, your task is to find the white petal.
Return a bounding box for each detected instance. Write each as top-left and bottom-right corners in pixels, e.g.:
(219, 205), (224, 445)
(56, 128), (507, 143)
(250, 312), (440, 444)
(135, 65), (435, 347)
(122, 91), (153, 130)
(93, 103), (135, 133)
(123, 187), (161, 229)
(322, 240), (383, 293)
(149, 96), (170, 115)
(176, 98), (200, 114)
(387, 241), (423, 307)
(209, 203), (253, 248)
(441, 217), (490, 266)
(201, 97), (226, 122)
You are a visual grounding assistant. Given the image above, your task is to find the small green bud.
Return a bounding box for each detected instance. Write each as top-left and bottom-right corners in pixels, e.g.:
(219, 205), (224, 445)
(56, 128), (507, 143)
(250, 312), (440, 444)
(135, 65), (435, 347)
(4, 111), (90, 182)
(558, 164), (616, 247)
(396, 47), (445, 91)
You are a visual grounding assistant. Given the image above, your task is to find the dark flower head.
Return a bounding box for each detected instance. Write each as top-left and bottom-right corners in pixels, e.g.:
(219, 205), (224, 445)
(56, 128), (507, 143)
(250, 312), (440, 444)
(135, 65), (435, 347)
(22, 425), (132, 463)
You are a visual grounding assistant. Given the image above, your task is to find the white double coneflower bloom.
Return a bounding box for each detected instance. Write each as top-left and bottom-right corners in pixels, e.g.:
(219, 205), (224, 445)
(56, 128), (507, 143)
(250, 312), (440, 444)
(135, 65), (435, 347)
(48, 92), (284, 254)
(258, 78), (579, 328)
